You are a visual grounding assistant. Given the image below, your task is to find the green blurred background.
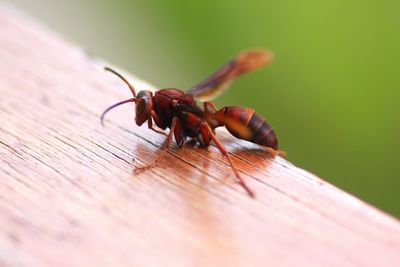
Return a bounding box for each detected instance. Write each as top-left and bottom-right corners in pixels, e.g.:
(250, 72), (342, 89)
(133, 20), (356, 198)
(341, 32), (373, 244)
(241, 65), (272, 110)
(6, 0), (399, 216)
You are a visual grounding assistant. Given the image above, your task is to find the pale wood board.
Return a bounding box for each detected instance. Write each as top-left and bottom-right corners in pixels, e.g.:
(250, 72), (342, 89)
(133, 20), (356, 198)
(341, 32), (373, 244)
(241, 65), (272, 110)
(0, 6), (399, 267)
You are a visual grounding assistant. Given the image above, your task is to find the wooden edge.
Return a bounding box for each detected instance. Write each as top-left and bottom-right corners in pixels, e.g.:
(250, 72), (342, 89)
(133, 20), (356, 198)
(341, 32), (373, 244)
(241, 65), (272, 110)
(0, 5), (399, 267)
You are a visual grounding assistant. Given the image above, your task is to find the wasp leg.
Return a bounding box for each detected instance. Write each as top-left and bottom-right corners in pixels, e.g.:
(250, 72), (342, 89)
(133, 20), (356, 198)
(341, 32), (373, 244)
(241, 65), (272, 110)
(203, 102), (222, 129)
(203, 102), (218, 113)
(203, 123), (255, 198)
(134, 117), (178, 174)
(147, 117), (166, 135)
(173, 119), (186, 147)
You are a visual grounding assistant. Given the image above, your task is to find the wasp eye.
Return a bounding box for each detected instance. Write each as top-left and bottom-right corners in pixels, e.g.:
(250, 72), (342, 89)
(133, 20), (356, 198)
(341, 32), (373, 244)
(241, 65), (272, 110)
(136, 98), (146, 115)
(135, 91), (153, 126)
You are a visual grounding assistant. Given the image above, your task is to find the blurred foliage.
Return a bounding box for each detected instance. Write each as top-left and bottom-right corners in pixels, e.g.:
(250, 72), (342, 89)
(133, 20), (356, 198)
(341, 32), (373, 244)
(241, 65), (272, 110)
(8, 0), (400, 216)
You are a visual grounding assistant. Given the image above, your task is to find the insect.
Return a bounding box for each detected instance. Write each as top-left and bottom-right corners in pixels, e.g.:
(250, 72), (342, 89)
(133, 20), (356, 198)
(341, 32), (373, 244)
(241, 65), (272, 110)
(101, 49), (281, 197)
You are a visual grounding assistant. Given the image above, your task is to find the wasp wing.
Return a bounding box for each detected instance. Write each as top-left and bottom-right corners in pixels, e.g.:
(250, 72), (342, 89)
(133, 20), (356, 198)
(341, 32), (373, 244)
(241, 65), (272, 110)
(187, 49), (274, 101)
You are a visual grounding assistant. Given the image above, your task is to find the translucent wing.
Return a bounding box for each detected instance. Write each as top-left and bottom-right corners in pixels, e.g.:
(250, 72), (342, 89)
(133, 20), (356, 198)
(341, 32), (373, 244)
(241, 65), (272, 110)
(187, 49), (274, 101)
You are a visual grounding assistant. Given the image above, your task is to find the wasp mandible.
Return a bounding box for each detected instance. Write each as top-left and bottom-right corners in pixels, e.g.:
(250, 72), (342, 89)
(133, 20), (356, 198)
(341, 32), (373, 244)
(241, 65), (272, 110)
(101, 49), (282, 197)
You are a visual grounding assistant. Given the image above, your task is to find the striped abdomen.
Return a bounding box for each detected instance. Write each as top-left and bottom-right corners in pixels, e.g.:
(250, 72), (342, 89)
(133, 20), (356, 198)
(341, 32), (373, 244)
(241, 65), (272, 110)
(214, 106), (278, 150)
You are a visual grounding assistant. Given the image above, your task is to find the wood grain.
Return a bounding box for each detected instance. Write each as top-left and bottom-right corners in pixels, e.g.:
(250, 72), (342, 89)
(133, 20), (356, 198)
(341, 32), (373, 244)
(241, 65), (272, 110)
(0, 6), (399, 267)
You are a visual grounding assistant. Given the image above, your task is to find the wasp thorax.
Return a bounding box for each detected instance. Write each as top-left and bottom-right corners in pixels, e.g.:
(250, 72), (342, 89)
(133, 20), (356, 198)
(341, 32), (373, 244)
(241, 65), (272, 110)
(135, 90), (153, 126)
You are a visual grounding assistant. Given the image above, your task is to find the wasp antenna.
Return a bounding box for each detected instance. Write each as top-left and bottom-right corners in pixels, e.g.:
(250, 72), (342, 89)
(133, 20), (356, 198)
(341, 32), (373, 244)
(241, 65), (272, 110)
(104, 67), (137, 97)
(100, 98), (135, 127)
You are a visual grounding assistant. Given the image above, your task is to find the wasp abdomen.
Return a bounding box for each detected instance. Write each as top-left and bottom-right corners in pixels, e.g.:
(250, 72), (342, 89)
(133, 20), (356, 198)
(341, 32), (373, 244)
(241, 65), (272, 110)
(218, 106), (278, 150)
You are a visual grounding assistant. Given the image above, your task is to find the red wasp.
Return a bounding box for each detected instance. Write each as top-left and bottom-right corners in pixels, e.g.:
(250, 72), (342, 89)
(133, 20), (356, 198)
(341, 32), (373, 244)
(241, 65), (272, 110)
(101, 49), (281, 197)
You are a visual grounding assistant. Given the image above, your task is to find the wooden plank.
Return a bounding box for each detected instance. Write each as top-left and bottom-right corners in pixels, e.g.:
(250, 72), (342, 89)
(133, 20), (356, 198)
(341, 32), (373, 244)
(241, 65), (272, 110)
(0, 6), (399, 267)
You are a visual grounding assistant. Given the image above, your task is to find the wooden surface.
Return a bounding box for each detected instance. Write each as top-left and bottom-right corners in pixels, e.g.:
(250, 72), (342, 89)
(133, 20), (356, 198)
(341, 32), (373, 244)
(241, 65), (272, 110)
(1, 6), (400, 267)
